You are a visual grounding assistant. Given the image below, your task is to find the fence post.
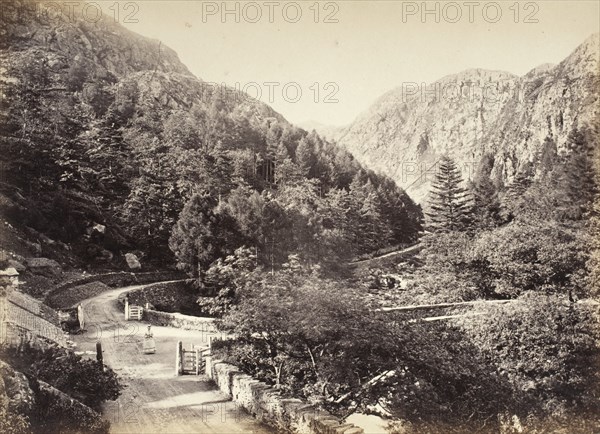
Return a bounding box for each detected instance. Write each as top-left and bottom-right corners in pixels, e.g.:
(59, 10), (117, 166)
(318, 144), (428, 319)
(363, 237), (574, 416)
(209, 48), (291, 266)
(195, 348), (201, 375)
(176, 340), (183, 376)
(77, 304), (85, 330)
(205, 355), (212, 378)
(96, 341), (103, 365)
(124, 298), (130, 321)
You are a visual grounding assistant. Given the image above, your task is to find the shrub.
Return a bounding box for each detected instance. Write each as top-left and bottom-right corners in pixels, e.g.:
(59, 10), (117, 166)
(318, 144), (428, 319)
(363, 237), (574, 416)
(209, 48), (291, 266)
(457, 293), (600, 430)
(0, 405), (31, 434)
(29, 382), (110, 434)
(0, 344), (122, 411)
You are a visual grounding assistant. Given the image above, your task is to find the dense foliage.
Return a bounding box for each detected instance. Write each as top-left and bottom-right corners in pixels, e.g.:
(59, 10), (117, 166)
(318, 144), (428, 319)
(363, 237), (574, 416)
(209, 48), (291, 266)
(214, 262), (517, 432)
(1, 344), (122, 410)
(170, 164), (422, 285)
(0, 343), (120, 434)
(214, 124), (600, 432)
(1, 8), (422, 268)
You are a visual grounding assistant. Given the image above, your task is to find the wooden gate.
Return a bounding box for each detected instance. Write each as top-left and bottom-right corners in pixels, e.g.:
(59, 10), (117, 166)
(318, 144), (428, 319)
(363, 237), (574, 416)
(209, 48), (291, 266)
(128, 305), (143, 320)
(176, 341), (209, 375)
(124, 298), (143, 321)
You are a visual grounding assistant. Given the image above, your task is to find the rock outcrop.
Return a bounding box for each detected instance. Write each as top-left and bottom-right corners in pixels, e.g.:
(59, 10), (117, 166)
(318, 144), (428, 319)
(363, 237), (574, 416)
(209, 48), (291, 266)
(0, 361), (36, 415)
(25, 257), (62, 277)
(124, 252), (141, 270)
(335, 34), (600, 202)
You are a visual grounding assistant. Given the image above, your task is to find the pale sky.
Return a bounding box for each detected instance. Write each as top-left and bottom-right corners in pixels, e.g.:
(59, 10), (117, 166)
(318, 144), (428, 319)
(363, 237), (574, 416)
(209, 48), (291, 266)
(110, 1), (599, 126)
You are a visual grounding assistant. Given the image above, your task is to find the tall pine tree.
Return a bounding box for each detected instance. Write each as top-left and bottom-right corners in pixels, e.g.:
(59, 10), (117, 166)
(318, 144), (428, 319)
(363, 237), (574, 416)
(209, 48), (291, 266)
(426, 156), (473, 232)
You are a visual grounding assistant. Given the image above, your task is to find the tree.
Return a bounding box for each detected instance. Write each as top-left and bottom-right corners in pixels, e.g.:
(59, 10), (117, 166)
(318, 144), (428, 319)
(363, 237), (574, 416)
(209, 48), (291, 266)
(198, 246), (257, 315)
(501, 164), (534, 221)
(426, 156), (473, 232)
(472, 220), (588, 298)
(121, 175), (183, 259)
(558, 126), (598, 220)
(169, 193), (241, 281)
(471, 154), (503, 229)
(295, 137), (313, 177)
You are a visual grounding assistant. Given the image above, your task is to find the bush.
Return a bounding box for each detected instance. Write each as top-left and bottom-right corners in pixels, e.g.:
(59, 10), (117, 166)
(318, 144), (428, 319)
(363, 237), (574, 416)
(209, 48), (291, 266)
(0, 405), (30, 434)
(472, 222), (588, 297)
(29, 383), (110, 434)
(0, 344), (122, 411)
(457, 293), (600, 430)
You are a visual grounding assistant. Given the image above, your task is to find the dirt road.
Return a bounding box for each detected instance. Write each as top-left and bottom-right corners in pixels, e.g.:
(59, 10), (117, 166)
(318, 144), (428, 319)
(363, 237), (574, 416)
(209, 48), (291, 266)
(72, 284), (273, 434)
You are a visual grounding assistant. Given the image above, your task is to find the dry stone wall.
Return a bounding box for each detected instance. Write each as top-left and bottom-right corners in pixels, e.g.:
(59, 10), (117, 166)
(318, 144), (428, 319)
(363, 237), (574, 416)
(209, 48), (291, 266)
(205, 356), (365, 434)
(0, 287), (67, 348)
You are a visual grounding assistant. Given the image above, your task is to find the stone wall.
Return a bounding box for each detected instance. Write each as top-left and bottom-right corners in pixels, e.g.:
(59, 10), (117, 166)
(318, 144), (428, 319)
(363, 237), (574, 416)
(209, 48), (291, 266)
(45, 270), (186, 305)
(144, 309), (218, 334)
(116, 279), (200, 315)
(205, 356), (364, 434)
(45, 271), (186, 307)
(0, 287), (67, 348)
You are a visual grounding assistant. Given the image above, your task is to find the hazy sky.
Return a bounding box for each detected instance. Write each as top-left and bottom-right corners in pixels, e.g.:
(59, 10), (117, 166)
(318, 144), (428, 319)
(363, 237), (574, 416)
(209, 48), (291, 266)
(114, 1), (599, 126)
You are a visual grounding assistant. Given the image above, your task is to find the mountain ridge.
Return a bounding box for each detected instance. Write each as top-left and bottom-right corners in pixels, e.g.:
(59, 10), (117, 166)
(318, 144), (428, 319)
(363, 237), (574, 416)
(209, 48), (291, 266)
(333, 33), (600, 201)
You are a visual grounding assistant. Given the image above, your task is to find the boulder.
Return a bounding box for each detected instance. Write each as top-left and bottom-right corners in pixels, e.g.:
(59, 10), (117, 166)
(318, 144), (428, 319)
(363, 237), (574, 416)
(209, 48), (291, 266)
(25, 257), (62, 277)
(39, 233), (56, 245)
(0, 361), (36, 414)
(25, 241), (42, 255)
(92, 223), (106, 234)
(98, 248), (114, 262)
(7, 259), (26, 273)
(125, 253), (141, 270)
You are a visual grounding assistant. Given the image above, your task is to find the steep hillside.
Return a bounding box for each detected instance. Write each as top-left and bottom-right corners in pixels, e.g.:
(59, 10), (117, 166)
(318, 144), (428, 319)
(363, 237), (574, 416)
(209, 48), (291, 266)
(0, 0), (421, 271)
(0, 0), (274, 267)
(335, 34), (600, 201)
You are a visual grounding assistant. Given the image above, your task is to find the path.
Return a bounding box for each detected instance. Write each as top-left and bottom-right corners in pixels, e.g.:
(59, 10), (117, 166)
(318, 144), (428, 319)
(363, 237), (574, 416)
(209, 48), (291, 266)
(351, 243), (422, 267)
(72, 284), (273, 434)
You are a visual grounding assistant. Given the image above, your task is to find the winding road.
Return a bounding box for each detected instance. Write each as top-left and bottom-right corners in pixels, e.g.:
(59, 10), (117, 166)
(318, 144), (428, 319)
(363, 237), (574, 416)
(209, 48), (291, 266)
(71, 284), (273, 434)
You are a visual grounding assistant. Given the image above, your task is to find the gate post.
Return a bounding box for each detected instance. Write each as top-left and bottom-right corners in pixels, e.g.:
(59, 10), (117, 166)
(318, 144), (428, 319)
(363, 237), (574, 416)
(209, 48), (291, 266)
(195, 348), (201, 375)
(124, 297), (130, 321)
(176, 340), (183, 376)
(77, 304), (85, 330)
(96, 341), (103, 365)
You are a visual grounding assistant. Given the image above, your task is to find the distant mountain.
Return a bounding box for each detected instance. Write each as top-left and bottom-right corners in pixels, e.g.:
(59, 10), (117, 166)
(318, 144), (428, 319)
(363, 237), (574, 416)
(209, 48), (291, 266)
(298, 120), (342, 140)
(335, 34), (600, 202)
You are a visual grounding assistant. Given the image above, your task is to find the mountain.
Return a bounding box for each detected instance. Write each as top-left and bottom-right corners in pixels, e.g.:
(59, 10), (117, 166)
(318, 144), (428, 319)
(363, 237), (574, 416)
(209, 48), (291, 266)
(0, 0), (421, 270)
(297, 120), (341, 141)
(335, 34), (600, 202)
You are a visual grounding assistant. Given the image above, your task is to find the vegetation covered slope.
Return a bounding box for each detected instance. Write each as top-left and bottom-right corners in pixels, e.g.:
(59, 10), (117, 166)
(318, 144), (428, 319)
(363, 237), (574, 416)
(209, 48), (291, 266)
(0, 0), (422, 270)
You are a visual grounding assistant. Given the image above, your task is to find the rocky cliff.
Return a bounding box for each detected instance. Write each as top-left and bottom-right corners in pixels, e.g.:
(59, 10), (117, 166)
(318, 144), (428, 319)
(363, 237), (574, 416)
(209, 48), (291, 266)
(335, 34), (600, 201)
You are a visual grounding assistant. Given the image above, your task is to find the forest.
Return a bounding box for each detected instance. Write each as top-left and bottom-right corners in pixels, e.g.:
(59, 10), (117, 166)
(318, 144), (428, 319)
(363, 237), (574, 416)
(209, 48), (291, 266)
(1, 53), (422, 269)
(209, 124), (600, 433)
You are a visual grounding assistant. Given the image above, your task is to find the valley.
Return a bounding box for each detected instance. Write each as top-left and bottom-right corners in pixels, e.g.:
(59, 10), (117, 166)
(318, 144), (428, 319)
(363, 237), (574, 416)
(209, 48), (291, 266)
(1, 1), (599, 434)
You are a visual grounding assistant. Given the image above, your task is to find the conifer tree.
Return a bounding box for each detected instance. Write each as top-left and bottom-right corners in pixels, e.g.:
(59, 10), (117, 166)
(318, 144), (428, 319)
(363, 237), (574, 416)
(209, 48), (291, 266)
(426, 156), (473, 232)
(471, 154), (502, 229)
(501, 164), (534, 221)
(560, 126), (598, 219)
